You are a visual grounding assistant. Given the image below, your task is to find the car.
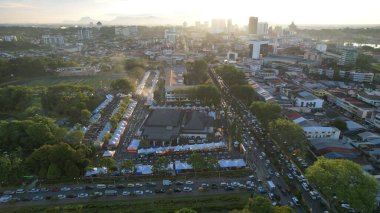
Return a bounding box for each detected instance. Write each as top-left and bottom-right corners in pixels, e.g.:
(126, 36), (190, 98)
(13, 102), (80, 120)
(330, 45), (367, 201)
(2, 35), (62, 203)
(224, 186), (234, 191)
(173, 188), (182, 193)
(20, 197), (31, 202)
(258, 186), (266, 193)
(127, 183), (135, 188)
(73, 186), (83, 191)
(57, 194), (66, 199)
(135, 183), (143, 187)
(175, 181), (184, 185)
(28, 188), (39, 193)
(134, 190), (143, 195)
(40, 187), (49, 192)
(201, 183), (209, 188)
(61, 187), (71, 191)
(146, 182), (157, 187)
(107, 184), (116, 189)
(85, 185), (95, 190)
(198, 187), (209, 192)
(302, 183), (309, 191)
(259, 155), (263, 160)
(275, 172), (280, 178)
(292, 197), (300, 206)
(122, 191), (130, 196)
(287, 173), (293, 180)
(211, 184), (218, 189)
(66, 194), (76, 198)
(183, 187), (192, 192)
(93, 191), (103, 196)
(248, 175), (255, 180)
(341, 203), (350, 209)
(16, 189), (25, 194)
(309, 191), (317, 200)
(51, 187), (60, 192)
(32, 195), (44, 201)
(0, 195), (13, 203)
(145, 190), (153, 194)
(220, 182), (227, 187)
(78, 193), (88, 198)
(185, 180), (194, 185)
(288, 201), (294, 207)
(155, 189), (166, 193)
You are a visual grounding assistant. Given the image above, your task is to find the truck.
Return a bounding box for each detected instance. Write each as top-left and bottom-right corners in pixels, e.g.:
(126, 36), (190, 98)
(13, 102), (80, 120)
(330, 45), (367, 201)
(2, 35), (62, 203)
(163, 180), (172, 186)
(267, 181), (276, 192)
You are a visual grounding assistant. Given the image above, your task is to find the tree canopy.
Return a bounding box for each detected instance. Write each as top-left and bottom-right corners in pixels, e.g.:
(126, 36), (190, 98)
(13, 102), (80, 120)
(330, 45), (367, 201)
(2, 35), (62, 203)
(328, 119), (347, 132)
(215, 65), (246, 86)
(268, 119), (308, 154)
(306, 158), (379, 212)
(230, 196), (295, 213)
(110, 78), (135, 93)
(152, 156), (170, 173)
(230, 85), (259, 106)
(250, 102), (282, 127)
(184, 60), (209, 85)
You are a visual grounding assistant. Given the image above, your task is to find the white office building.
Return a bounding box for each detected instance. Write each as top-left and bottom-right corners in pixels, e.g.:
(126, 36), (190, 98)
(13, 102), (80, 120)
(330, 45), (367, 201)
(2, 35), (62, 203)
(295, 91), (324, 109)
(249, 40), (270, 59)
(257, 22), (268, 35)
(164, 27), (176, 43)
(3, 35), (17, 42)
(210, 19), (226, 34)
(41, 35), (65, 46)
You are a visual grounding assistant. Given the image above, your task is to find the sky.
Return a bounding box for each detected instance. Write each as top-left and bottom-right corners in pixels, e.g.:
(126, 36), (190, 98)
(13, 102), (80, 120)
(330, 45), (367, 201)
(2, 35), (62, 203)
(0, 0), (379, 25)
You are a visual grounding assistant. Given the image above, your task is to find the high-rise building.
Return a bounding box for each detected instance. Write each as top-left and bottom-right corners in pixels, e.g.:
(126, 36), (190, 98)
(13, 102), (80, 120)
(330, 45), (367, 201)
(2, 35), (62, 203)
(257, 22), (268, 35)
(338, 47), (358, 66)
(210, 19), (226, 34)
(165, 27), (176, 43)
(41, 35), (65, 46)
(248, 17), (258, 34)
(227, 19), (233, 33)
(78, 28), (93, 40)
(249, 40), (270, 59)
(195, 21), (201, 29)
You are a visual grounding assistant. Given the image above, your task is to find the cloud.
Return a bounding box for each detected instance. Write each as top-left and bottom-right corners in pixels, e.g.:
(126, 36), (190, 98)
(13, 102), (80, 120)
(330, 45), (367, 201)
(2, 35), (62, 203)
(0, 2), (35, 9)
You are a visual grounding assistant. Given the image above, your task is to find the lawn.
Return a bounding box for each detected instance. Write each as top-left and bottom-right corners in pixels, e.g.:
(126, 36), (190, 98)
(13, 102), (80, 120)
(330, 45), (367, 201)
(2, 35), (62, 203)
(6, 193), (250, 213)
(372, 63), (380, 73)
(14, 72), (131, 89)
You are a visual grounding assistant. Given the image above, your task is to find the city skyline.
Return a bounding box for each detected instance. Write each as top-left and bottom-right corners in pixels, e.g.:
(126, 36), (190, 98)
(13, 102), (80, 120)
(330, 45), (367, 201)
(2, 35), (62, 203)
(0, 0), (379, 25)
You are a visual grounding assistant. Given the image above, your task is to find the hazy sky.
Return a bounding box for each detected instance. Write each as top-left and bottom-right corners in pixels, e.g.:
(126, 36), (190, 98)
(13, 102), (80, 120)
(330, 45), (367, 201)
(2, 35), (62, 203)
(0, 0), (379, 25)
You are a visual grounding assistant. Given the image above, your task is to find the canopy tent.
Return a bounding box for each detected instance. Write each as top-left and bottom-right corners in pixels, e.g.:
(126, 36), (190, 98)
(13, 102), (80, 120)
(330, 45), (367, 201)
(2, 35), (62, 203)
(85, 167), (107, 177)
(218, 159), (246, 168)
(108, 121), (127, 147)
(127, 139), (140, 152)
(137, 142), (226, 155)
(135, 164), (153, 175)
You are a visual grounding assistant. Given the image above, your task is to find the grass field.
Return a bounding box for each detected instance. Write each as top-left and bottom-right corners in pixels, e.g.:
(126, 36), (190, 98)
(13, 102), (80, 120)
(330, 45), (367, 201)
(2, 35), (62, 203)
(372, 63), (380, 73)
(6, 72), (132, 89)
(6, 193), (250, 213)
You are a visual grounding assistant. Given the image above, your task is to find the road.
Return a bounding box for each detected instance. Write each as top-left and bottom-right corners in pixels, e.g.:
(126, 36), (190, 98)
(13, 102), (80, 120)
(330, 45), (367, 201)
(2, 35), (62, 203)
(208, 67), (326, 213)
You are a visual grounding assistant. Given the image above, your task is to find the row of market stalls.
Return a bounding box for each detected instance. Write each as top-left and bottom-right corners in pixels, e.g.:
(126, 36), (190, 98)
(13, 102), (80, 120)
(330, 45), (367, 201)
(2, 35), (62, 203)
(136, 71), (151, 95)
(85, 159), (246, 176)
(107, 100), (138, 149)
(92, 94), (114, 115)
(137, 142), (226, 155)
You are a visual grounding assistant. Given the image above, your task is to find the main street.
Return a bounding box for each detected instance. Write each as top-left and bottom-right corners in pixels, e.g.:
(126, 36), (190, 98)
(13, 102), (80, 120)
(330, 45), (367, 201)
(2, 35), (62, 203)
(208, 67), (325, 213)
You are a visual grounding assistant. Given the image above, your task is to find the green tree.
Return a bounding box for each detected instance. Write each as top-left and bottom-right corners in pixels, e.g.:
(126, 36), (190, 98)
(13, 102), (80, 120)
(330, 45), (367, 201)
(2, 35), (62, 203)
(215, 65), (247, 86)
(184, 60), (209, 85)
(230, 85), (259, 106)
(152, 156), (170, 173)
(306, 158), (379, 212)
(175, 208), (197, 213)
(64, 130), (84, 143)
(188, 153), (208, 171)
(98, 157), (116, 171)
(205, 156), (219, 170)
(110, 78), (135, 93)
(248, 196), (273, 213)
(268, 119), (308, 154)
(80, 109), (91, 125)
(47, 163), (62, 179)
(328, 119), (347, 131)
(139, 139), (151, 148)
(64, 160), (80, 178)
(250, 102), (281, 127)
(193, 84), (221, 106)
(273, 206), (295, 213)
(121, 159), (135, 174)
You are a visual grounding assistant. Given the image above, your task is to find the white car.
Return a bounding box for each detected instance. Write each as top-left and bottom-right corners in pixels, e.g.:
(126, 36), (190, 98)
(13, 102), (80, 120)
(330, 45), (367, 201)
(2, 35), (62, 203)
(16, 189), (25, 194)
(134, 190), (144, 195)
(127, 183), (135, 188)
(135, 183), (143, 187)
(32, 195), (44, 201)
(93, 191), (103, 196)
(0, 195), (13, 203)
(78, 193), (88, 198)
(28, 188), (40, 193)
(275, 172), (280, 178)
(183, 187), (192, 192)
(145, 190), (153, 194)
(57, 194), (66, 199)
(122, 191), (130, 196)
(61, 187), (71, 191)
(185, 180), (194, 185)
(287, 173), (293, 180)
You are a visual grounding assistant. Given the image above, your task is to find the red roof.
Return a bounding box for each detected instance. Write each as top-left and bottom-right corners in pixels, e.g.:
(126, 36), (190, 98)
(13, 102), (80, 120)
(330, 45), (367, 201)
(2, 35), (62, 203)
(286, 111), (302, 121)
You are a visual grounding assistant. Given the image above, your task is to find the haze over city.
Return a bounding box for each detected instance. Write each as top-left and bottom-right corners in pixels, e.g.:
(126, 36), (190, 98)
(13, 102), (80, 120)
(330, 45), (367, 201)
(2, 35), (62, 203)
(0, 0), (380, 25)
